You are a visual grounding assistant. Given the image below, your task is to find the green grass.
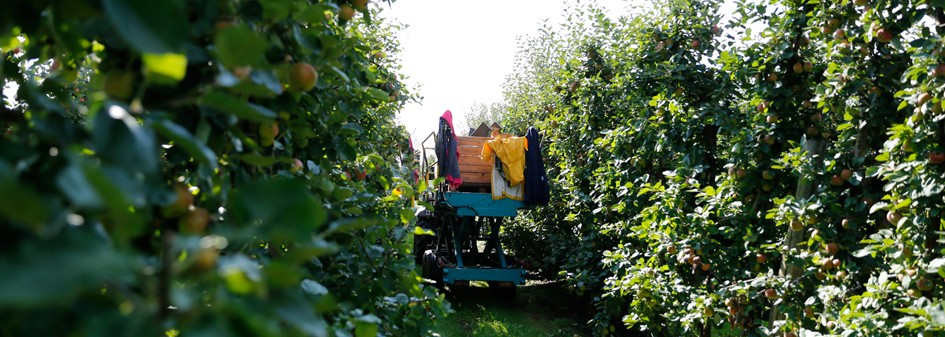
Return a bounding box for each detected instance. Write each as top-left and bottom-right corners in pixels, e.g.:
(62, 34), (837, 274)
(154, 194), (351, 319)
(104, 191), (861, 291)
(434, 280), (591, 337)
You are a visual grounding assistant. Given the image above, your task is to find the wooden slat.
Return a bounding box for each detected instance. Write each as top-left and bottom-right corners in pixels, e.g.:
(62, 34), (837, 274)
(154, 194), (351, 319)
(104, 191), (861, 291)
(456, 155), (492, 166)
(459, 166), (491, 173)
(461, 173), (490, 181)
(453, 136), (493, 187)
(460, 172), (490, 185)
(458, 146), (484, 158)
(458, 162), (491, 171)
(459, 154), (490, 164)
(457, 136), (491, 147)
(459, 159), (492, 168)
(460, 171), (490, 180)
(458, 152), (484, 158)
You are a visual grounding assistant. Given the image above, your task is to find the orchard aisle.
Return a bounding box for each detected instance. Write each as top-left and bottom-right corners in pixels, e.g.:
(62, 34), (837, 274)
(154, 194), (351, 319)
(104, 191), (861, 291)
(434, 280), (601, 337)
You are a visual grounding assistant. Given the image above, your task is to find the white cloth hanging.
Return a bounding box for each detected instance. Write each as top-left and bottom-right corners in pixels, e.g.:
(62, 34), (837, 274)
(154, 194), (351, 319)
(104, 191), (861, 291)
(491, 154), (524, 200)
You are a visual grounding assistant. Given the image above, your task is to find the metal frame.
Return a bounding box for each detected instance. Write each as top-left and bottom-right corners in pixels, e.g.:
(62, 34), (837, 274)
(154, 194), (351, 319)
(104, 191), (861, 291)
(433, 197), (526, 286)
(416, 129), (529, 290)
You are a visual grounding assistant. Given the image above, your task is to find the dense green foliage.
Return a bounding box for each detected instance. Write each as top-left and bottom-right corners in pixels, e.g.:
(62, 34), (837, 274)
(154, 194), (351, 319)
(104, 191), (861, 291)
(497, 0), (945, 336)
(0, 0), (447, 336)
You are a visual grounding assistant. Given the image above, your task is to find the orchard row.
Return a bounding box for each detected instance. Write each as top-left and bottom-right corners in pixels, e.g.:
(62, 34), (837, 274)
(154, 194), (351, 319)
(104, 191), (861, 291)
(496, 0), (945, 336)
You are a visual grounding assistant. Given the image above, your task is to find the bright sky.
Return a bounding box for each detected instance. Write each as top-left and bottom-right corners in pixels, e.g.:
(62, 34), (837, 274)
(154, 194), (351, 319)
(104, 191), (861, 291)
(380, 0), (630, 149)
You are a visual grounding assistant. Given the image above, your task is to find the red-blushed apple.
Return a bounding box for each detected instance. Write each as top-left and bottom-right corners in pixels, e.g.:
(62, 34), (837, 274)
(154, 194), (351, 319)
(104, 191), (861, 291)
(763, 134), (776, 145)
(886, 210), (903, 224)
(290, 158), (304, 173)
(830, 175), (844, 187)
(929, 151), (945, 164)
(931, 64), (945, 78)
(840, 169), (853, 181)
(876, 28), (893, 43)
(806, 125), (819, 137)
(917, 277), (933, 291)
(339, 5), (355, 21)
(288, 62), (318, 91)
(757, 101), (769, 112)
(834, 29), (846, 40)
(352, 0), (369, 10)
(765, 288), (778, 299)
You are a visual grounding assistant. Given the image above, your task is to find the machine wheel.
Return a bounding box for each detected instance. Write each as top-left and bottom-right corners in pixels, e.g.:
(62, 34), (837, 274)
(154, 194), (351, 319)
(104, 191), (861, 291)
(413, 217), (436, 265)
(413, 234), (433, 265)
(422, 250), (443, 287)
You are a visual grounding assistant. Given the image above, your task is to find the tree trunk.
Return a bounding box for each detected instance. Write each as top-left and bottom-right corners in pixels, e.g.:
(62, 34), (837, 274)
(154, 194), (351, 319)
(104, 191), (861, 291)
(769, 136), (824, 323)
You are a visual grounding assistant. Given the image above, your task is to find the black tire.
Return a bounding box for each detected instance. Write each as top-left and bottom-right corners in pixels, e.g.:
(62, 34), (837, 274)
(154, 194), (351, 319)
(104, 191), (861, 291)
(413, 234), (433, 265)
(413, 218), (436, 265)
(422, 250), (443, 287)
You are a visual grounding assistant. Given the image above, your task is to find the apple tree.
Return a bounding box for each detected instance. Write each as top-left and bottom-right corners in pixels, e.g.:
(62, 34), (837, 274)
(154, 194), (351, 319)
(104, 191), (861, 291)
(0, 0), (446, 336)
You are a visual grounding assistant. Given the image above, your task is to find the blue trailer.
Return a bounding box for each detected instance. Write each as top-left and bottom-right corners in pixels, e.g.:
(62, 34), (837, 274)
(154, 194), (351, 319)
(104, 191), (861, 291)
(413, 126), (534, 296)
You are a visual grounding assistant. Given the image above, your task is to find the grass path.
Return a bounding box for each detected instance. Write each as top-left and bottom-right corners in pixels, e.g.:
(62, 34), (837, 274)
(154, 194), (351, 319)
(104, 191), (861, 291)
(434, 280), (592, 337)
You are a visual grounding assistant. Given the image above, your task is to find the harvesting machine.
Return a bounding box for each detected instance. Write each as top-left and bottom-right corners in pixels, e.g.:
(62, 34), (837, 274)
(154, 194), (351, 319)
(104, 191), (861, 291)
(411, 112), (548, 296)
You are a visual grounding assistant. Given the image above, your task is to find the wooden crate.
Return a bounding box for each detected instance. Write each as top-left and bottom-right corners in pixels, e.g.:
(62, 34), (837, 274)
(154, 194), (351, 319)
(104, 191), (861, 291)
(455, 136), (491, 187)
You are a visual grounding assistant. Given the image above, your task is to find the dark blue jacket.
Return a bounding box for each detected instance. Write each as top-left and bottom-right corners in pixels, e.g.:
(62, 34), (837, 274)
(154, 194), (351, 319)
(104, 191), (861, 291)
(524, 127), (549, 205)
(436, 111), (462, 189)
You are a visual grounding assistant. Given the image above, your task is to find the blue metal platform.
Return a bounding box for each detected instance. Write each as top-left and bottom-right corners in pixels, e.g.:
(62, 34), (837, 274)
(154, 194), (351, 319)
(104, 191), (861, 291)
(443, 267), (527, 285)
(424, 192), (531, 287)
(441, 192), (526, 217)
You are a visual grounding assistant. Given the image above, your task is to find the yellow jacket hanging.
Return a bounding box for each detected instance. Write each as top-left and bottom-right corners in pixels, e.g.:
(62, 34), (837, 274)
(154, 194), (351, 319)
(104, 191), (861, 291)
(481, 137), (527, 186)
